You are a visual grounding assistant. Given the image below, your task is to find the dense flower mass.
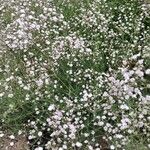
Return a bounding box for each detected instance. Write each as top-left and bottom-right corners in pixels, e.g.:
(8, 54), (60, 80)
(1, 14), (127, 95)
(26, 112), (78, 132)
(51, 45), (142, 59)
(0, 0), (150, 149)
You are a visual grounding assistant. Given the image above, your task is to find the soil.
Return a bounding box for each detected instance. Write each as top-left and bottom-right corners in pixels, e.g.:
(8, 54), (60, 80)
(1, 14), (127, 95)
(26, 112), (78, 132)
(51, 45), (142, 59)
(0, 135), (29, 150)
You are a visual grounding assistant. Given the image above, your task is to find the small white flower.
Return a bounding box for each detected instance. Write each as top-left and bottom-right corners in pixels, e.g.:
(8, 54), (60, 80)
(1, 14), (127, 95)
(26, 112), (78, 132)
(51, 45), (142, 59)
(145, 95), (150, 101)
(116, 134), (123, 139)
(18, 130), (22, 135)
(36, 79), (43, 87)
(28, 135), (34, 140)
(86, 48), (92, 53)
(46, 40), (50, 45)
(48, 104), (55, 111)
(131, 53), (140, 60)
(88, 145), (93, 150)
(0, 93), (4, 97)
(0, 133), (4, 138)
(38, 131), (42, 137)
(145, 69), (150, 75)
(31, 121), (35, 125)
(76, 142), (82, 147)
(10, 142), (14, 146)
(9, 135), (15, 139)
(8, 94), (13, 98)
(35, 147), (43, 150)
(120, 104), (129, 110)
(63, 145), (67, 149)
(135, 70), (144, 77)
(110, 145), (115, 150)
(84, 133), (89, 137)
(98, 121), (104, 126)
(138, 59), (143, 64)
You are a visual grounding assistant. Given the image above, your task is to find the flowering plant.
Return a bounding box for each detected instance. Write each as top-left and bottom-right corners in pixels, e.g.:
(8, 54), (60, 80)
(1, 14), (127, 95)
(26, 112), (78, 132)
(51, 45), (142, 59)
(0, 0), (150, 149)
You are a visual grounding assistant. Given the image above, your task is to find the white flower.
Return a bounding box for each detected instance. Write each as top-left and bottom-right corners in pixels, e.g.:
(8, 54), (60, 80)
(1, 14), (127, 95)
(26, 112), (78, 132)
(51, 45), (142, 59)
(0, 93), (4, 97)
(98, 121), (104, 126)
(88, 145), (93, 150)
(28, 135), (35, 140)
(48, 104), (55, 111)
(84, 133), (89, 137)
(120, 104), (129, 110)
(36, 79), (43, 87)
(46, 40), (50, 45)
(123, 72), (130, 80)
(116, 134), (123, 139)
(131, 53), (140, 60)
(8, 94), (14, 98)
(145, 69), (150, 75)
(145, 95), (150, 101)
(138, 59), (144, 65)
(63, 145), (67, 149)
(10, 142), (14, 146)
(86, 48), (92, 53)
(76, 142), (82, 147)
(110, 145), (115, 150)
(35, 147), (43, 150)
(9, 135), (15, 139)
(18, 130), (22, 135)
(31, 121), (35, 125)
(38, 131), (42, 137)
(0, 133), (4, 138)
(135, 70), (144, 77)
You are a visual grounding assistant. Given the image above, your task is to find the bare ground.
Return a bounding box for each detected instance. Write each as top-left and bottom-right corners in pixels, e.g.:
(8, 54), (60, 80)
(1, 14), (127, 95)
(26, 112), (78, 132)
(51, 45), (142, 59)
(0, 135), (29, 150)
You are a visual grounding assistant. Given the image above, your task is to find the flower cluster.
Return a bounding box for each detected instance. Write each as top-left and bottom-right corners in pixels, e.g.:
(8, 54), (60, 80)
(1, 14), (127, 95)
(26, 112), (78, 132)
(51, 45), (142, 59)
(0, 0), (150, 150)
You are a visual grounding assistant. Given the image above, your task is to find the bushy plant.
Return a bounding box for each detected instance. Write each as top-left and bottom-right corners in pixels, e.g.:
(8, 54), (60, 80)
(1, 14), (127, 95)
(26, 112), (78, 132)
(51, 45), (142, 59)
(0, 0), (150, 149)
